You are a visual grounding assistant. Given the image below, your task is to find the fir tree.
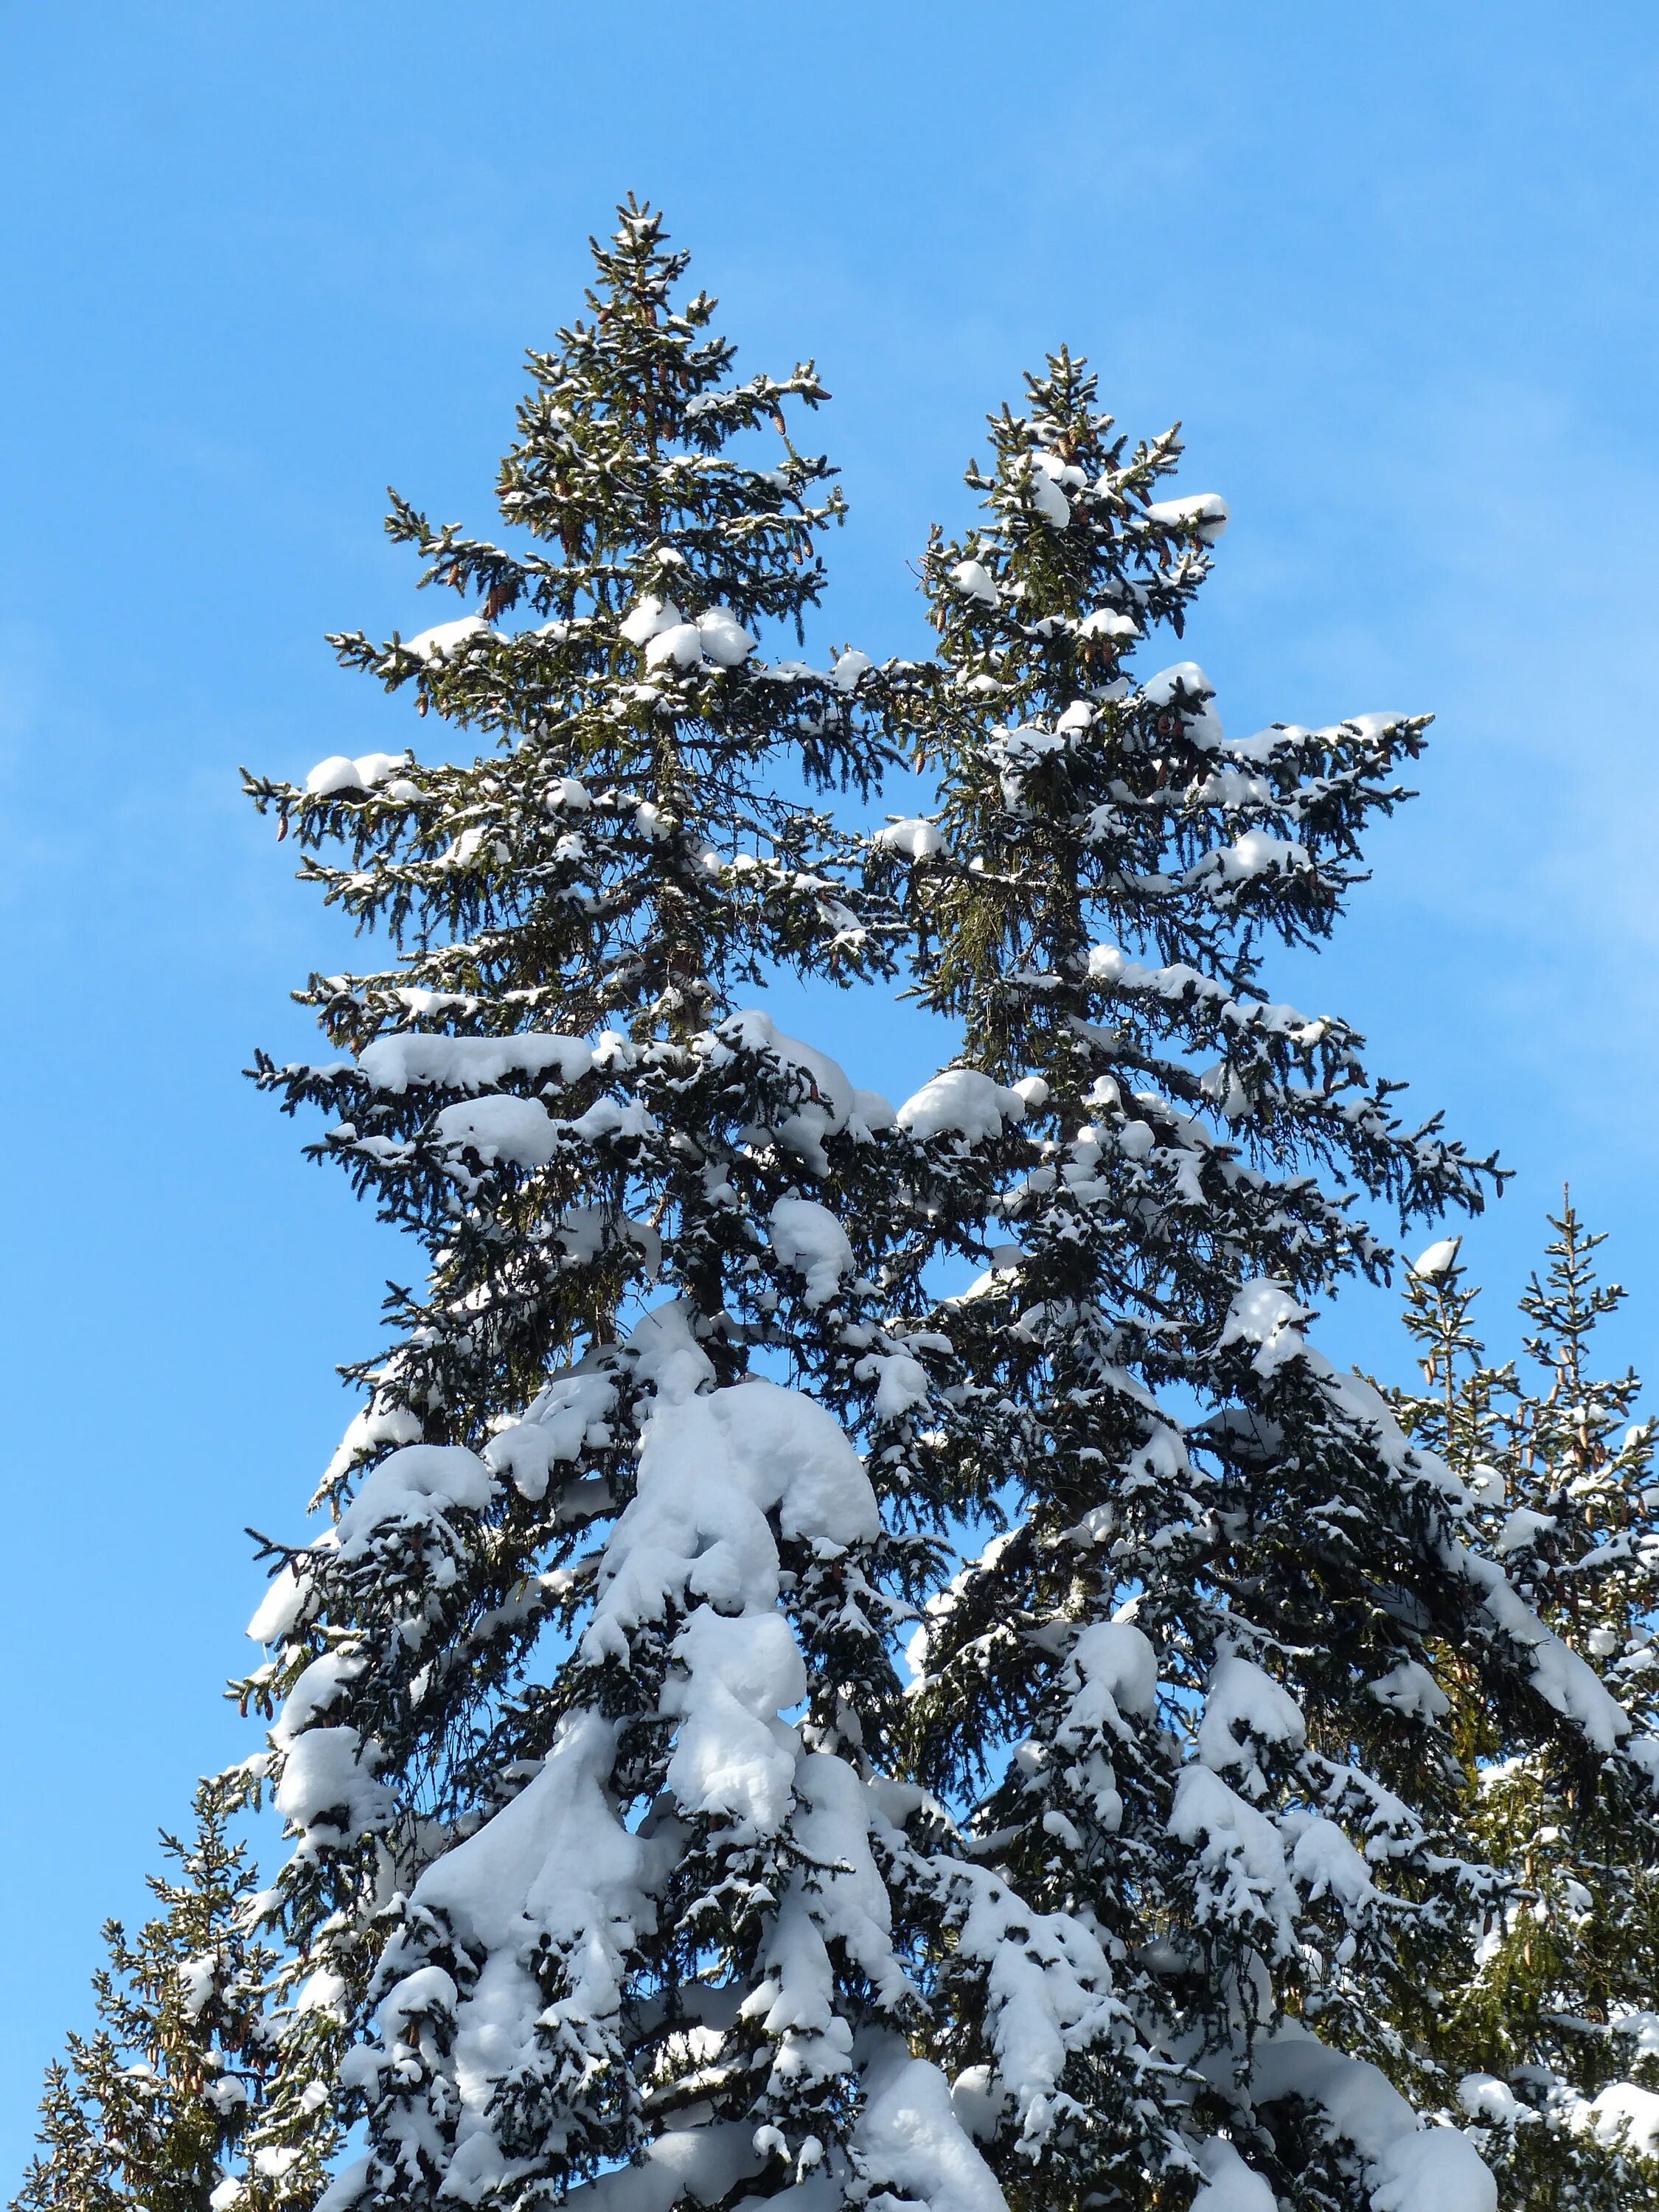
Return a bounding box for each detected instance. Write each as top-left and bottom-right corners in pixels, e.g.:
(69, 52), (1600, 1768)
(1395, 1207), (1659, 2206)
(866, 349), (1659, 2211)
(51, 205), (1659, 2212)
(227, 204), (1128, 2212)
(14, 1775), (285, 2212)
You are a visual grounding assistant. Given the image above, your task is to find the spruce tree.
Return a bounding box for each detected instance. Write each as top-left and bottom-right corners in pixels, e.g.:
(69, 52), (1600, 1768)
(14, 1776), (283, 2212)
(226, 205), (1133, 2212)
(1395, 1208), (1659, 2206)
(43, 209), (1659, 2212)
(868, 350), (1659, 2211)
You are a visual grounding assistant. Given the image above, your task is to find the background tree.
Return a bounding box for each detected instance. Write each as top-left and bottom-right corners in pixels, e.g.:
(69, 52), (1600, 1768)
(1396, 1206), (1659, 2206)
(14, 1775), (285, 2212)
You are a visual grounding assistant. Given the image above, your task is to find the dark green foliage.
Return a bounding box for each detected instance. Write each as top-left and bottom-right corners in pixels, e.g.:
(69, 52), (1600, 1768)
(28, 211), (1659, 2212)
(1396, 1206), (1659, 2207)
(864, 349), (1659, 2208)
(14, 1777), (300, 2212)
(226, 205), (977, 2212)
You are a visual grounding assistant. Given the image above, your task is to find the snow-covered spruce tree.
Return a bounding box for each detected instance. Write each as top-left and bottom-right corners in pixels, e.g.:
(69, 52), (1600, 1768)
(14, 1776), (282, 2212)
(868, 349), (1659, 2211)
(229, 206), (1132, 2212)
(1394, 1211), (1659, 2205)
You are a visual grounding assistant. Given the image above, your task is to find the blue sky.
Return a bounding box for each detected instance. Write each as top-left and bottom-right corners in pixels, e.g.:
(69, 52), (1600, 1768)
(4, 0), (1659, 2171)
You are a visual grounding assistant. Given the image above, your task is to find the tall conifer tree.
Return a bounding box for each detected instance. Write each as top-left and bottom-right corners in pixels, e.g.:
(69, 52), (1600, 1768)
(870, 352), (1659, 2211)
(222, 206), (1137, 2212)
(29, 215), (1659, 2212)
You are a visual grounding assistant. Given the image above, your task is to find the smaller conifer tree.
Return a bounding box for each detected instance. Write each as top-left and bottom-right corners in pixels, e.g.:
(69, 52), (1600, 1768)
(14, 1776), (289, 2212)
(1396, 1205), (1659, 2208)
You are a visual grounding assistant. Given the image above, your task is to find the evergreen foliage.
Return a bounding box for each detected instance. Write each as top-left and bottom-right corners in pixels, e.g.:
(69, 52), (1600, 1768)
(867, 349), (1659, 2210)
(222, 203), (1039, 2212)
(14, 1777), (285, 2212)
(1395, 1206), (1659, 2205)
(24, 207), (1659, 2212)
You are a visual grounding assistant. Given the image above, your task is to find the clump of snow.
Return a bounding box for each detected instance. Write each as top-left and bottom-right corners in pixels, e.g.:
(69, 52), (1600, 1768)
(711, 1009), (858, 1176)
(832, 647), (872, 692)
(1189, 829), (1312, 887)
(1582, 2080), (1659, 2158)
(856, 2053), (1007, 2212)
(1169, 1765), (1297, 1961)
(664, 1607), (806, 1839)
(1251, 2024), (1496, 2212)
(698, 607), (756, 667)
(1078, 607), (1139, 642)
(898, 1068), (1031, 1145)
(855, 1347), (931, 1422)
(1197, 1654), (1306, 1793)
(400, 615), (489, 663)
(1457, 1544), (1632, 1752)
(333, 1443), (495, 1560)
(320, 1399), (424, 1494)
(745, 1752), (914, 2088)
(554, 2124), (764, 2212)
(434, 1093), (558, 1167)
(583, 1304), (878, 1671)
(1496, 1506), (1557, 1556)
(485, 1363), (618, 1503)
(875, 817), (946, 860)
(1189, 2139), (1276, 2212)
(625, 593), (754, 670)
(1020, 453), (1071, 526)
(358, 1032), (593, 1093)
(769, 1198), (855, 1308)
(646, 622), (706, 671)
(375, 1961), (456, 2040)
(1290, 1818), (1374, 1910)
(1458, 2075), (1533, 2128)
(1411, 1237), (1463, 1279)
(177, 1953), (218, 2020)
(246, 1553), (322, 1646)
(950, 559), (998, 605)
(1145, 492), (1229, 543)
(1367, 1659), (1451, 1721)
(852, 1087), (897, 1133)
(931, 1857), (1122, 2147)
(305, 751), (408, 798)
(399, 1708), (664, 2195)
(620, 594), (682, 646)
(1141, 662), (1224, 746)
(1065, 1619), (1158, 1725)
(274, 1725), (392, 1845)
(1048, 1619), (1158, 1836)
(274, 1649), (364, 1746)
(1217, 1281), (1314, 1376)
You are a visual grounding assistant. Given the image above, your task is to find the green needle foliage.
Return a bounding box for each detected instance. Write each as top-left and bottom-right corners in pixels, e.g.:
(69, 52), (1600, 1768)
(1396, 1204), (1659, 2207)
(15, 1777), (288, 2212)
(866, 349), (1659, 2211)
(218, 203), (973, 2212)
(23, 209), (1659, 2212)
